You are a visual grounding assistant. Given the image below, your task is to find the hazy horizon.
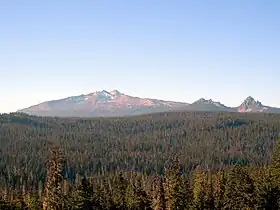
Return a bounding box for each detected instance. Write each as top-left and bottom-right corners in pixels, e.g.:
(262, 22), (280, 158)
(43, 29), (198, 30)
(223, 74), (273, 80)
(1, 89), (274, 113)
(1, 0), (280, 113)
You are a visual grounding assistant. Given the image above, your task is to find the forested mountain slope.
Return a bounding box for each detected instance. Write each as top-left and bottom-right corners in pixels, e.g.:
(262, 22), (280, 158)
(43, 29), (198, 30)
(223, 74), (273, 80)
(1, 112), (280, 209)
(1, 111), (280, 184)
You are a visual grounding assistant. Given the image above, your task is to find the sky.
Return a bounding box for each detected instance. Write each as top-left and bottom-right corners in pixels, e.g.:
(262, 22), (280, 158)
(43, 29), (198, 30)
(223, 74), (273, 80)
(1, 0), (280, 113)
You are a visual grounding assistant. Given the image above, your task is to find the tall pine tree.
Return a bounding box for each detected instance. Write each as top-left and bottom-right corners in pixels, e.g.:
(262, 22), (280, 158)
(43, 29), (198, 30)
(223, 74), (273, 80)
(43, 148), (65, 210)
(72, 177), (96, 210)
(223, 165), (255, 210)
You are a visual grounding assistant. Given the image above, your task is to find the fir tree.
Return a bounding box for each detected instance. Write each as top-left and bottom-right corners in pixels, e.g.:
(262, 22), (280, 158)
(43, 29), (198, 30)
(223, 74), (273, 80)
(255, 167), (280, 210)
(151, 175), (166, 210)
(213, 171), (226, 210)
(133, 179), (152, 210)
(164, 156), (189, 210)
(192, 166), (205, 209)
(72, 177), (96, 210)
(125, 182), (135, 209)
(270, 137), (280, 187)
(24, 193), (41, 210)
(223, 165), (255, 210)
(173, 178), (192, 210)
(112, 172), (128, 209)
(204, 172), (215, 210)
(43, 148), (65, 210)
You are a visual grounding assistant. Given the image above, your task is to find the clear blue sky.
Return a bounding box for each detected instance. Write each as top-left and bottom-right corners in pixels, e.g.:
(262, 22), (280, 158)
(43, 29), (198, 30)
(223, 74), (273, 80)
(1, 0), (280, 113)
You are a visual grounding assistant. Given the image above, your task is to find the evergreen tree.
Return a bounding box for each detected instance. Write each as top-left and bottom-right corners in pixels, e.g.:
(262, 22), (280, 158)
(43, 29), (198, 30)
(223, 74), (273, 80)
(125, 182), (135, 209)
(192, 166), (205, 209)
(0, 199), (18, 210)
(72, 177), (96, 210)
(173, 178), (192, 210)
(204, 172), (215, 210)
(112, 172), (128, 209)
(24, 193), (41, 210)
(223, 165), (255, 210)
(133, 179), (152, 210)
(151, 175), (166, 210)
(124, 180), (151, 210)
(62, 178), (71, 209)
(164, 156), (190, 209)
(213, 171), (226, 210)
(255, 167), (280, 210)
(95, 179), (114, 210)
(38, 181), (44, 203)
(13, 193), (28, 210)
(43, 148), (65, 210)
(270, 137), (280, 187)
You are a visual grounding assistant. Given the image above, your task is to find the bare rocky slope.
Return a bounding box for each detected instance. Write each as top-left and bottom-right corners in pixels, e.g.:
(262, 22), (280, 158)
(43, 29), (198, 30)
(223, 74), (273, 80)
(18, 90), (280, 117)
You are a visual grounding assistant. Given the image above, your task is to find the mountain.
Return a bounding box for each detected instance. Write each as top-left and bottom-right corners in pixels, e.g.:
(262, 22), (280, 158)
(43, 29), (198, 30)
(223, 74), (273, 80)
(236, 96), (267, 112)
(18, 91), (280, 117)
(186, 98), (233, 112)
(18, 90), (190, 117)
(236, 96), (280, 113)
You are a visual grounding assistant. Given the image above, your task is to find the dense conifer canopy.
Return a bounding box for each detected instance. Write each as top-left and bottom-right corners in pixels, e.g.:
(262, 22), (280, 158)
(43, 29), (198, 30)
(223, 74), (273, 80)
(1, 111), (280, 209)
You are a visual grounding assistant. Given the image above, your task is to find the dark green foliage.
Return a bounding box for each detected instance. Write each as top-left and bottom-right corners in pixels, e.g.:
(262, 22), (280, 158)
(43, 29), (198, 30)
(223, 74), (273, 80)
(204, 173), (215, 210)
(112, 173), (128, 209)
(43, 148), (65, 210)
(134, 180), (152, 210)
(172, 178), (192, 210)
(1, 112), (280, 209)
(125, 179), (152, 210)
(1, 111), (280, 188)
(255, 168), (280, 210)
(151, 175), (166, 210)
(216, 119), (249, 128)
(192, 167), (205, 209)
(72, 177), (96, 210)
(223, 165), (255, 209)
(270, 138), (280, 187)
(213, 171), (226, 209)
(0, 199), (19, 210)
(164, 156), (191, 210)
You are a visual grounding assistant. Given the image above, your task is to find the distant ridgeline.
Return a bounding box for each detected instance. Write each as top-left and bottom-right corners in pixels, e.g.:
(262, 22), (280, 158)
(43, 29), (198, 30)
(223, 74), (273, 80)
(1, 111), (280, 208)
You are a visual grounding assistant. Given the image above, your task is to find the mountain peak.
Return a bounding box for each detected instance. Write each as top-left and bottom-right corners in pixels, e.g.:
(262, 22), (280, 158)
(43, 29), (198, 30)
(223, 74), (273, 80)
(100, 90), (110, 94)
(245, 96), (255, 102)
(110, 90), (121, 96)
(242, 96), (262, 105)
(88, 90), (112, 100)
(188, 98), (230, 111)
(195, 98), (208, 103)
(195, 98), (214, 104)
(238, 96), (265, 112)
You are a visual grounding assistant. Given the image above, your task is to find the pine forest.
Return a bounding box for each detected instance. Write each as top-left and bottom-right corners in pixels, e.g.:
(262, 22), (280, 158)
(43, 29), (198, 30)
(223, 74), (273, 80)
(1, 111), (280, 209)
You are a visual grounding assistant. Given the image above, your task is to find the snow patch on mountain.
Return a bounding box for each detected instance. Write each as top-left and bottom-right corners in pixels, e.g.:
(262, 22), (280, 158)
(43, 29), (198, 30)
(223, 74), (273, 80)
(237, 96), (268, 112)
(193, 98), (226, 107)
(110, 90), (121, 96)
(18, 90), (280, 117)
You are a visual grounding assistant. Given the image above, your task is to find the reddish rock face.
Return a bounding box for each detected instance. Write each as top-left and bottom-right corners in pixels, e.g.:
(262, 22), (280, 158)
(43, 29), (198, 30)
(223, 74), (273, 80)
(237, 96), (267, 112)
(17, 92), (280, 117)
(18, 90), (190, 117)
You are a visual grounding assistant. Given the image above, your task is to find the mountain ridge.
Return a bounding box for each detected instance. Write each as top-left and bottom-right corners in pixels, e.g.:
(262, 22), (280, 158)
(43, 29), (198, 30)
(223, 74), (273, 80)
(18, 90), (280, 117)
